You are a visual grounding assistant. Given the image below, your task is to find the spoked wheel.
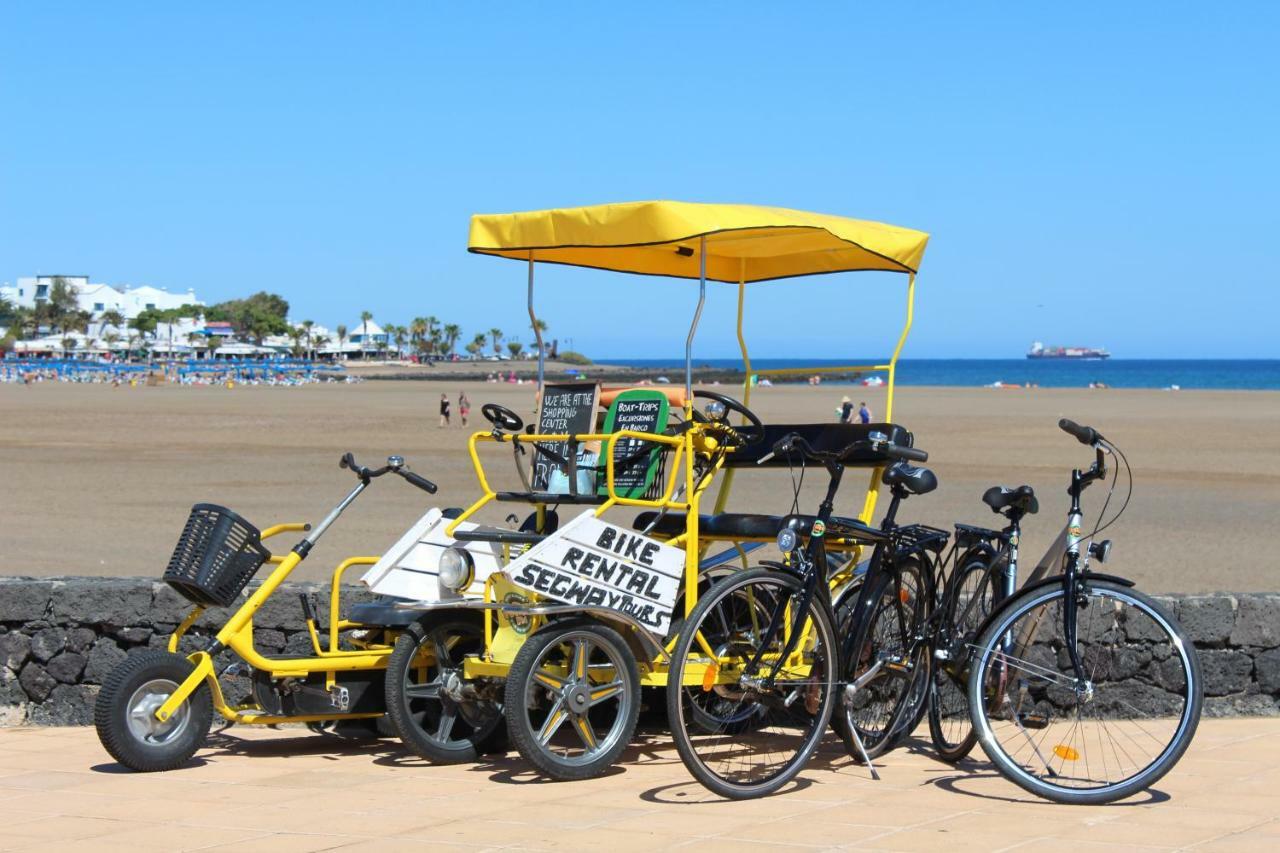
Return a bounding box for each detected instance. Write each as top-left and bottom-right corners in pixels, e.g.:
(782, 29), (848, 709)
(505, 619), (639, 781)
(969, 579), (1203, 804)
(667, 567), (838, 800)
(928, 556), (1001, 762)
(385, 614), (506, 763)
(94, 650), (213, 772)
(834, 560), (931, 761)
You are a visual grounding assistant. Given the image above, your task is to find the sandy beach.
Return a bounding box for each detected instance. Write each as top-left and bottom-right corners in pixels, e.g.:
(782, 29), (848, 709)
(1, 379), (1276, 592)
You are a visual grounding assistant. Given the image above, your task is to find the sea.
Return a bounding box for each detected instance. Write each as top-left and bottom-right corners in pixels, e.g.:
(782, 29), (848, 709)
(594, 359), (1280, 391)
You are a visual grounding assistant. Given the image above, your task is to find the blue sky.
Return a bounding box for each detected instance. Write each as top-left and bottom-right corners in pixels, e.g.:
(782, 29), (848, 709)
(2, 3), (1277, 358)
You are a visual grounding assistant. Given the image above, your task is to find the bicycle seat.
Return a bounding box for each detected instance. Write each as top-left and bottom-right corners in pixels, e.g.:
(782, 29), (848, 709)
(982, 485), (1038, 515)
(882, 462), (937, 496)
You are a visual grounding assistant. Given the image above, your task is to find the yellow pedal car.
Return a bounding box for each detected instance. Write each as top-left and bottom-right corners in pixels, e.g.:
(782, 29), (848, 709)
(366, 201), (931, 783)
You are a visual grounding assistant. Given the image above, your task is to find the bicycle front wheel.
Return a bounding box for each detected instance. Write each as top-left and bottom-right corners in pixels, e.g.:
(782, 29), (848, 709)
(969, 578), (1202, 804)
(667, 567), (838, 800)
(928, 555), (1001, 762)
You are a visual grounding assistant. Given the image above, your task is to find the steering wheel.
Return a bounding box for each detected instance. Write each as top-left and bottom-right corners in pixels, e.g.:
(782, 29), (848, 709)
(693, 390), (764, 446)
(481, 402), (524, 432)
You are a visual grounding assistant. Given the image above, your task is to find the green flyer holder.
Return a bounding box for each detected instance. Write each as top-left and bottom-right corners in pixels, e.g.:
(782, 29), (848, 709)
(598, 389), (670, 499)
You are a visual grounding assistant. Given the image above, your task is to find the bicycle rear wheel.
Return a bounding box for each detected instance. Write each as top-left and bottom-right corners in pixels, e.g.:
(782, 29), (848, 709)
(833, 560), (929, 760)
(667, 567), (838, 800)
(969, 578), (1202, 804)
(928, 555), (1001, 762)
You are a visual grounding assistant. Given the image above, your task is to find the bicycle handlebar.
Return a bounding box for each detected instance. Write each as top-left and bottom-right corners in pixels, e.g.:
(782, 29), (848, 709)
(1058, 418), (1101, 446)
(339, 452), (438, 494)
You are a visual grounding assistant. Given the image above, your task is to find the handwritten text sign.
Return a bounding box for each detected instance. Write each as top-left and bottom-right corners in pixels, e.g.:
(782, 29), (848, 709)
(506, 511), (683, 635)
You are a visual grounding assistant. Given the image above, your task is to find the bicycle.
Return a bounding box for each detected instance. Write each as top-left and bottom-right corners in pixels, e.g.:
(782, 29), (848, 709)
(665, 430), (933, 798)
(966, 419), (1203, 803)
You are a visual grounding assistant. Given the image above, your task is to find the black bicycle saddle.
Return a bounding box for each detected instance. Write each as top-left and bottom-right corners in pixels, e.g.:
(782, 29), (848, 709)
(982, 485), (1038, 515)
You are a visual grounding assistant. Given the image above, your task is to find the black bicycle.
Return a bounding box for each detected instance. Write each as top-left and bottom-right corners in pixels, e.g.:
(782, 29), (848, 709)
(665, 430), (933, 798)
(964, 419), (1203, 804)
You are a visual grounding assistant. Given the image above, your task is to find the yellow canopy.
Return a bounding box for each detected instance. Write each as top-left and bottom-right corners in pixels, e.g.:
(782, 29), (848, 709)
(468, 200), (928, 282)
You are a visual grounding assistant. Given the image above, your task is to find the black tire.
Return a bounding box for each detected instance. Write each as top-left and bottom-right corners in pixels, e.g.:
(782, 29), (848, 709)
(667, 567), (838, 800)
(927, 556), (1000, 762)
(505, 619), (640, 781)
(384, 614), (506, 763)
(833, 561), (930, 761)
(969, 579), (1203, 804)
(94, 650), (213, 772)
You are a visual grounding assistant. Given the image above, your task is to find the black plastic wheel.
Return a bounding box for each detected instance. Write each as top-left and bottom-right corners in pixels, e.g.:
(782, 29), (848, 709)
(505, 619), (640, 781)
(94, 650), (213, 772)
(384, 614), (506, 763)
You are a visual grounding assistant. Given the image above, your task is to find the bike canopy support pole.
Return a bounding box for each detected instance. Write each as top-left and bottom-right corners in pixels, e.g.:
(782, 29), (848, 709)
(711, 259), (749, 516)
(684, 236), (707, 411)
(858, 272), (916, 526)
(528, 254), (544, 400)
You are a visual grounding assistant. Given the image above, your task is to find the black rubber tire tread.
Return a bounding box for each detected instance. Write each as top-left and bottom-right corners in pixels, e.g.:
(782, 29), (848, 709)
(833, 566), (929, 761)
(927, 558), (999, 762)
(504, 618), (640, 781)
(968, 579), (1204, 805)
(94, 649), (213, 772)
(384, 613), (506, 763)
(666, 567), (838, 800)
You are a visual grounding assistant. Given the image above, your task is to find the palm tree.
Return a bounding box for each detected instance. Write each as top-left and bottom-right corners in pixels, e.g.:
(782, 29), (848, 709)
(288, 326), (305, 357)
(312, 334), (330, 359)
(99, 309), (125, 340)
(61, 335), (77, 359)
(410, 317), (427, 356)
(466, 332), (487, 358)
(336, 324), (348, 359)
(489, 328), (503, 356)
(104, 331), (122, 356)
(360, 311), (373, 359)
(507, 341), (524, 358)
(391, 324), (408, 359)
(443, 323), (462, 356)
(301, 319), (315, 359)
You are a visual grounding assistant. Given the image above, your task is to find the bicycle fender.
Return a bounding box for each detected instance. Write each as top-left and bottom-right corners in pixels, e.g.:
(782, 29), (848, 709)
(971, 571), (1136, 642)
(757, 560), (807, 582)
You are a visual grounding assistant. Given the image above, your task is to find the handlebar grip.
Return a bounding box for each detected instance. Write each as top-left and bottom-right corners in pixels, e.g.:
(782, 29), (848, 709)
(886, 444), (928, 463)
(399, 470), (438, 494)
(339, 452), (355, 470)
(1058, 418), (1099, 445)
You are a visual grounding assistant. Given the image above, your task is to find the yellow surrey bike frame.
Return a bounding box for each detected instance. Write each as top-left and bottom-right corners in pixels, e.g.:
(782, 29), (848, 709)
(154, 462), (432, 726)
(432, 201), (930, 691)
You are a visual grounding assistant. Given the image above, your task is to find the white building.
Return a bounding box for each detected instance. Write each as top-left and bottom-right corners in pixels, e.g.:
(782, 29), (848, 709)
(0, 275), (202, 320)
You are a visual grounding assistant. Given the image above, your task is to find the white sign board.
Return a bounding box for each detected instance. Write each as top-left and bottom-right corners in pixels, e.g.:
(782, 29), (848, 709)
(360, 508), (504, 602)
(505, 510), (684, 635)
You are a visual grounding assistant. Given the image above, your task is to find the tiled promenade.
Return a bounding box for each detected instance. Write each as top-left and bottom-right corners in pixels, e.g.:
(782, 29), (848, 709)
(0, 719), (1276, 852)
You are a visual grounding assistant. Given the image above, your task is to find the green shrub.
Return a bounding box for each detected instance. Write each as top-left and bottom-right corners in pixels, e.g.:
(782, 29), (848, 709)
(558, 350), (592, 366)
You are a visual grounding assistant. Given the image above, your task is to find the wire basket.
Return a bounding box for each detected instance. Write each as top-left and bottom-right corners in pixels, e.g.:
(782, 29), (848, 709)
(162, 503), (272, 607)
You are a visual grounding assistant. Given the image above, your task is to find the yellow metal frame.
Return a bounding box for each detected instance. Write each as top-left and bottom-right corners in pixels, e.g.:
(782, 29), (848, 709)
(155, 523), (396, 725)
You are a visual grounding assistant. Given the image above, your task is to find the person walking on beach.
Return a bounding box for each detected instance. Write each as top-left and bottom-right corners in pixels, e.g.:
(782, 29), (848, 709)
(458, 392), (470, 427)
(858, 401), (872, 424)
(839, 395), (854, 423)
(439, 393), (451, 428)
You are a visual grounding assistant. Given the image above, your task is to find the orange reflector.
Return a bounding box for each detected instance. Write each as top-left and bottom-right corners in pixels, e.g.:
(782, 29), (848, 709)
(899, 588), (911, 604)
(702, 663), (719, 692)
(1053, 745), (1080, 761)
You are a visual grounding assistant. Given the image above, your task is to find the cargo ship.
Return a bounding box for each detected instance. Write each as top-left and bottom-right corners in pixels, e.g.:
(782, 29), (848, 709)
(1027, 341), (1110, 360)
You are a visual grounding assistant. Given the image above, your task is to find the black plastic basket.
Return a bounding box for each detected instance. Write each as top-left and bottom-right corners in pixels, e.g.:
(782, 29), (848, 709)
(162, 503), (272, 607)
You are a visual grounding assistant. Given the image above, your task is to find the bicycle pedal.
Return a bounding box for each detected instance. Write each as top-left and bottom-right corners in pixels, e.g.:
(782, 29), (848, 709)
(1018, 713), (1049, 729)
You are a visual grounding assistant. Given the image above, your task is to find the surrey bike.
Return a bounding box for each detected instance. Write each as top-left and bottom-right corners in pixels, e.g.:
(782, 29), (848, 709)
(965, 419), (1203, 804)
(94, 453), (440, 772)
(665, 430), (935, 799)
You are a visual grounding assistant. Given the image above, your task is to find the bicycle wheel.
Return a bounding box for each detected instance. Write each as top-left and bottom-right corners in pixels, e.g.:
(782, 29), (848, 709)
(969, 578), (1202, 804)
(928, 555), (1001, 762)
(833, 559), (929, 760)
(667, 567), (838, 800)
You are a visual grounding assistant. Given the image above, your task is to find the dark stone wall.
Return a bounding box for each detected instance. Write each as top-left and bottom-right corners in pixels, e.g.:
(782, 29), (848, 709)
(0, 577), (1277, 724)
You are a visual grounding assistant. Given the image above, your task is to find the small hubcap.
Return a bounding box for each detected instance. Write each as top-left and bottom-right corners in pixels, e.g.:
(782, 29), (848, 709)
(126, 679), (190, 745)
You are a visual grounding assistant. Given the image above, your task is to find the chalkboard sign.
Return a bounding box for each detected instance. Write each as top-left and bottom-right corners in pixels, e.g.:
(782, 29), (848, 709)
(532, 382), (601, 492)
(598, 389), (670, 499)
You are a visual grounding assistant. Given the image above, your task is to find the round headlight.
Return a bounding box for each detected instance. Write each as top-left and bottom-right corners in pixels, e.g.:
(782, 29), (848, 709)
(776, 528), (799, 553)
(438, 547), (474, 592)
(703, 400), (727, 421)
